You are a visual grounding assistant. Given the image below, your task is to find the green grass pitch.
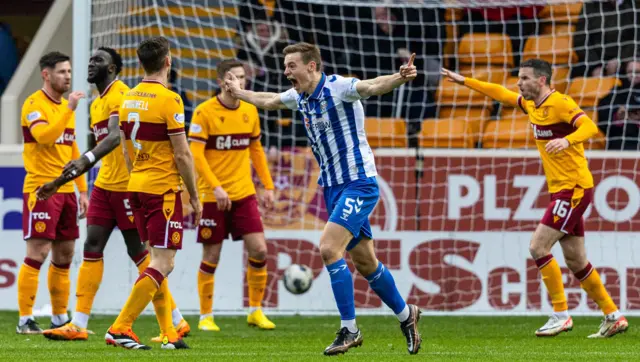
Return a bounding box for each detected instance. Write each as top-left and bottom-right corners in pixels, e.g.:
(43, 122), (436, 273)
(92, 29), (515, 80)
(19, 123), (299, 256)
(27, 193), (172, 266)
(0, 312), (637, 361)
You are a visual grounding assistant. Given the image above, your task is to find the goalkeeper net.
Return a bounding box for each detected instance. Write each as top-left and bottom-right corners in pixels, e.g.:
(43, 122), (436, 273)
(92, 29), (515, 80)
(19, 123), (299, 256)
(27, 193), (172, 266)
(88, 0), (640, 315)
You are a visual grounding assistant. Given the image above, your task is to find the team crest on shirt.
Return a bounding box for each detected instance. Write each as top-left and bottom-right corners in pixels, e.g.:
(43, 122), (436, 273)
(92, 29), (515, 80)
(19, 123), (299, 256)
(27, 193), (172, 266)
(128, 215), (134, 223)
(320, 100), (327, 112)
(171, 231), (181, 245)
(542, 107), (549, 118)
(27, 111), (41, 122)
(200, 227), (212, 239)
(34, 221), (46, 233)
(220, 116), (225, 123)
(174, 96), (181, 104)
(243, 113), (249, 123)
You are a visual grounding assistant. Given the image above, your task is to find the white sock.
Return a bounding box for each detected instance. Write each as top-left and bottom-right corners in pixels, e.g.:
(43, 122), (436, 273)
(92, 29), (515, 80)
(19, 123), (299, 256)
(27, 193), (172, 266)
(51, 314), (69, 326)
(607, 310), (623, 320)
(249, 306), (261, 314)
(172, 308), (183, 327)
(396, 305), (410, 322)
(71, 312), (89, 329)
(552, 310), (569, 319)
(200, 313), (213, 321)
(341, 319), (358, 333)
(19, 315), (33, 326)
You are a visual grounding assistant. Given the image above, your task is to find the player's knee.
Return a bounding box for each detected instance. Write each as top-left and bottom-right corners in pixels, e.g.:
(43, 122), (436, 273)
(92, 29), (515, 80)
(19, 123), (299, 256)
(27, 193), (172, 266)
(352, 257), (377, 277)
(528, 238), (550, 259)
(28, 248), (50, 263)
(202, 244), (222, 265)
(52, 248), (74, 265)
(83, 237), (105, 254)
(248, 244), (267, 261)
(319, 243), (341, 265)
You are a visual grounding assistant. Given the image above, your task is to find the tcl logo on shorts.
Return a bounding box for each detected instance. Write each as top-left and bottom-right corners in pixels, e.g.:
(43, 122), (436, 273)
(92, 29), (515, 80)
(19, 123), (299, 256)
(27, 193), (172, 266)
(199, 219), (217, 227)
(169, 221), (183, 229)
(32, 212), (51, 220)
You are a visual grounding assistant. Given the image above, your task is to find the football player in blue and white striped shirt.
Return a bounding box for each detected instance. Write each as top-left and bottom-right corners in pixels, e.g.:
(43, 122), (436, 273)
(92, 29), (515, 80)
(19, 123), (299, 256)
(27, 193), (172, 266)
(225, 42), (422, 356)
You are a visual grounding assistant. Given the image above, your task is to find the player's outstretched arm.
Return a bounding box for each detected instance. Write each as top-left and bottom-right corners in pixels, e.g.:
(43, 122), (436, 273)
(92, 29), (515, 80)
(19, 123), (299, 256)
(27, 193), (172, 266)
(224, 73), (286, 110)
(441, 68), (520, 107)
(170, 133), (202, 224)
(355, 53), (417, 98)
(62, 114), (122, 181)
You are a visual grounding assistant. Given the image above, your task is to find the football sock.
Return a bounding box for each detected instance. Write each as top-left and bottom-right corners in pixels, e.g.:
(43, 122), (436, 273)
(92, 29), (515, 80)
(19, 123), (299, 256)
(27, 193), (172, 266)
(575, 262), (618, 315)
(247, 257), (267, 310)
(536, 254), (568, 312)
(326, 258), (356, 332)
(73, 252), (104, 328)
(198, 261), (216, 316)
(365, 261), (408, 321)
(48, 262), (71, 318)
(112, 267), (163, 332)
(151, 278), (179, 339)
(17, 257), (42, 323)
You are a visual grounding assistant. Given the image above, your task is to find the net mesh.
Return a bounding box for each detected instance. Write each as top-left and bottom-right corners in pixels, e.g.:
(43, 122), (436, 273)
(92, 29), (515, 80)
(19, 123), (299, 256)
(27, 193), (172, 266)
(88, 0), (640, 313)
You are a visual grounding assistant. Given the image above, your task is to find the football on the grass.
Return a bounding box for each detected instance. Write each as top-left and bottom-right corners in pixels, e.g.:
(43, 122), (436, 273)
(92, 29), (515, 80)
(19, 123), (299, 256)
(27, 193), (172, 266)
(283, 264), (313, 295)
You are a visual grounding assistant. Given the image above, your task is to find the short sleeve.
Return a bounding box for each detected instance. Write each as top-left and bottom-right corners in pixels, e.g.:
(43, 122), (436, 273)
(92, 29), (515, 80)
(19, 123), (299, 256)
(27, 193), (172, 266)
(165, 93), (186, 135)
(187, 106), (209, 143)
(106, 92), (123, 117)
(23, 99), (47, 129)
(250, 107), (261, 140)
(280, 88), (299, 110)
(334, 76), (368, 103)
(557, 96), (586, 126)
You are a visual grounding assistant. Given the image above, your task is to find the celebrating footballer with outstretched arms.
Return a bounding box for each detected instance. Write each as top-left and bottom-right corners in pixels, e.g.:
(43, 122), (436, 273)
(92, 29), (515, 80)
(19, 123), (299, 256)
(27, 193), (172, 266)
(441, 59), (628, 338)
(225, 42), (422, 356)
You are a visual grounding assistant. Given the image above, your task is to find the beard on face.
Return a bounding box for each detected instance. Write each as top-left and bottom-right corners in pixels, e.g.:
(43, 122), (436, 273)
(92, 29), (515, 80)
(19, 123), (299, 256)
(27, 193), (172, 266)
(88, 66), (108, 83)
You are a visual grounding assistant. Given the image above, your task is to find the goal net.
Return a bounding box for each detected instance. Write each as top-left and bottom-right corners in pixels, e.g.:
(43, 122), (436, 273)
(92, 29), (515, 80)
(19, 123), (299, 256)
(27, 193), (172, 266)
(87, 0), (640, 315)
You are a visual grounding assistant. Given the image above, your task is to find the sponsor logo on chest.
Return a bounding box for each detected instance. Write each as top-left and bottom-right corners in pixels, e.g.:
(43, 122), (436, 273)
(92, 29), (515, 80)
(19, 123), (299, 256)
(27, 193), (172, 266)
(532, 124), (553, 139)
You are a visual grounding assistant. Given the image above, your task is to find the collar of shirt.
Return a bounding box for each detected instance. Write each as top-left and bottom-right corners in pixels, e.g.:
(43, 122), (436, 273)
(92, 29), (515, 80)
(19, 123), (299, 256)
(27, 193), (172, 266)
(303, 72), (327, 101)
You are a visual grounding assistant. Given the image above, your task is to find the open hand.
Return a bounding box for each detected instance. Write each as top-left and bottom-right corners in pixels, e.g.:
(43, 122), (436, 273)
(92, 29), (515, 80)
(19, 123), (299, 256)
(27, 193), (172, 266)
(399, 53), (417, 81)
(440, 68), (465, 85)
(190, 197), (202, 227)
(545, 138), (570, 154)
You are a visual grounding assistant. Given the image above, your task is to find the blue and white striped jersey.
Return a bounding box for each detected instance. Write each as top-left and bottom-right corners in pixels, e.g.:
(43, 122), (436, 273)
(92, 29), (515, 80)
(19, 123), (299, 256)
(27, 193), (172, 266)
(280, 73), (377, 187)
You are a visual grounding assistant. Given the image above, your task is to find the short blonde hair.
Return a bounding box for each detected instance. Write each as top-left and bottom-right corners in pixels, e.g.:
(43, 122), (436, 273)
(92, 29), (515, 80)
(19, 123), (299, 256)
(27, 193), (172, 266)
(283, 42), (322, 71)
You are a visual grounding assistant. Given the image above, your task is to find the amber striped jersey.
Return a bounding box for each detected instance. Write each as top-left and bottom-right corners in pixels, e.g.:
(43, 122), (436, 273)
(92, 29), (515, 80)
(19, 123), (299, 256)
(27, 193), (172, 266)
(21, 89), (77, 193)
(91, 79), (130, 192)
(119, 80), (186, 195)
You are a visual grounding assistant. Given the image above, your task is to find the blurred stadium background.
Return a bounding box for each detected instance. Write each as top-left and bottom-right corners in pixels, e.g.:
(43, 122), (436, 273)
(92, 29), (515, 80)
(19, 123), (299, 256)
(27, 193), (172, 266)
(0, 0), (639, 317)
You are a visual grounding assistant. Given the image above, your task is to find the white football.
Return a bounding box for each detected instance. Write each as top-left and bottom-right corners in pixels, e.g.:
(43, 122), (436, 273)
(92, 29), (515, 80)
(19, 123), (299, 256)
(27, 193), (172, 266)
(283, 264), (314, 295)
